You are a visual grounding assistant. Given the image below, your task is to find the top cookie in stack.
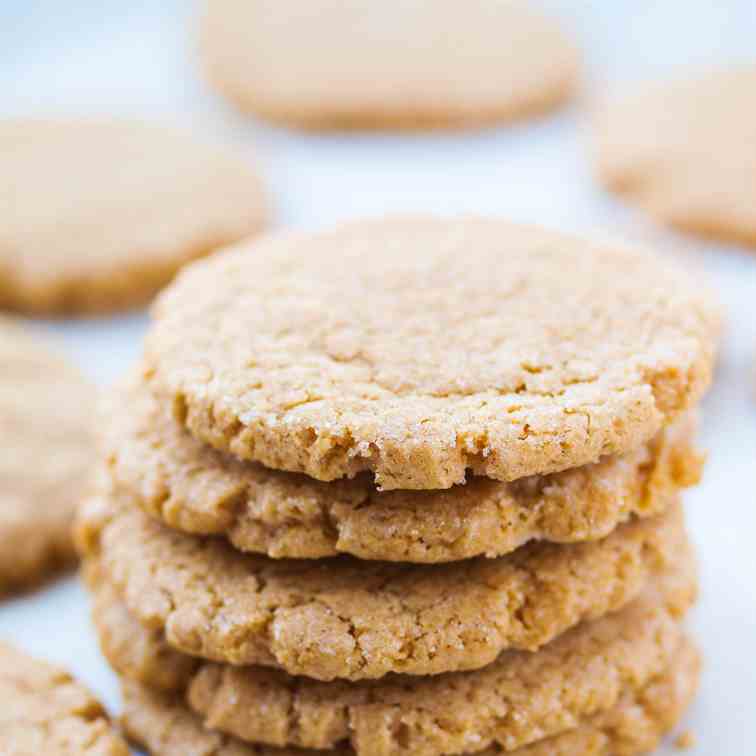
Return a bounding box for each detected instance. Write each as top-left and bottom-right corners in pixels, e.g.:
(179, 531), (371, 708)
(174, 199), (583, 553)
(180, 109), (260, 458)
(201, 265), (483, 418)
(142, 217), (716, 491)
(82, 217), (720, 756)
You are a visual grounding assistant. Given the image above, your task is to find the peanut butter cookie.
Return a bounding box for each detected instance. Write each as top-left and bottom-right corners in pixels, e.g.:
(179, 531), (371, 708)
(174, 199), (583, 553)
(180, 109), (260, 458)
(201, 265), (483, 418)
(200, 0), (578, 130)
(0, 319), (93, 595)
(112, 575), (698, 755)
(0, 641), (128, 755)
(105, 377), (701, 562)
(78, 490), (690, 681)
(594, 65), (756, 249)
(144, 218), (719, 490)
(0, 119), (268, 314)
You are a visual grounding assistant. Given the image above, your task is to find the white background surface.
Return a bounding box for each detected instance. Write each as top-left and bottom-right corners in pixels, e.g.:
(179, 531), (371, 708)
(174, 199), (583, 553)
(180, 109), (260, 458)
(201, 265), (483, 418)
(1, 2), (755, 753)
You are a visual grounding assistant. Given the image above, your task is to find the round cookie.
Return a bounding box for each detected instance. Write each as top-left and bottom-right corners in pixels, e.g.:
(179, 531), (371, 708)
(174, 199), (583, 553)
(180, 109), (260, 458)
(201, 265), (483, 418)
(0, 119), (268, 315)
(90, 577), (200, 695)
(121, 639), (699, 756)
(78, 489), (690, 681)
(102, 571), (696, 755)
(0, 319), (93, 595)
(144, 217), (720, 490)
(105, 377), (702, 562)
(594, 65), (756, 249)
(122, 678), (350, 756)
(0, 641), (128, 755)
(199, 0), (579, 131)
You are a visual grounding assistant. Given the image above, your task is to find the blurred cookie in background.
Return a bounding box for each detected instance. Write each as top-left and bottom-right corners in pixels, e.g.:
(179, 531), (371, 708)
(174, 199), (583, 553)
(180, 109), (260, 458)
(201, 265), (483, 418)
(0, 119), (269, 315)
(199, 0), (579, 130)
(593, 65), (756, 250)
(0, 641), (128, 755)
(0, 319), (93, 596)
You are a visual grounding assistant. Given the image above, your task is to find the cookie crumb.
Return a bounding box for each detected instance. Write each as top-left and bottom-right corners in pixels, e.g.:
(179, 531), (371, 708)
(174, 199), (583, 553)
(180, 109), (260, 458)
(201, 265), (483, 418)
(675, 730), (695, 749)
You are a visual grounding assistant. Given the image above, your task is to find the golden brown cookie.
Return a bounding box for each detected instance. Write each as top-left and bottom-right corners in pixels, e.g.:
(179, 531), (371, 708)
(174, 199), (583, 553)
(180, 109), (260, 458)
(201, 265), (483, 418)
(594, 65), (756, 249)
(0, 319), (93, 596)
(0, 118), (268, 315)
(120, 636), (699, 756)
(91, 577), (200, 695)
(122, 678), (348, 756)
(199, 0), (579, 131)
(105, 377), (702, 562)
(78, 487), (690, 681)
(0, 641), (129, 755)
(144, 218), (720, 490)
(109, 570), (697, 756)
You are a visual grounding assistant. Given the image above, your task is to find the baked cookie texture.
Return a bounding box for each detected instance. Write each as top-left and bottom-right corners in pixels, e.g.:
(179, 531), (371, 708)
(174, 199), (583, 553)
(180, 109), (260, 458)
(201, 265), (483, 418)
(122, 677), (350, 756)
(199, 0), (579, 130)
(87, 546), (694, 687)
(91, 577), (200, 695)
(78, 488), (690, 681)
(103, 378), (702, 562)
(0, 641), (128, 756)
(79, 214), (710, 754)
(120, 634), (699, 756)
(594, 65), (756, 249)
(0, 119), (268, 315)
(92, 566), (695, 755)
(0, 319), (93, 595)
(143, 218), (720, 490)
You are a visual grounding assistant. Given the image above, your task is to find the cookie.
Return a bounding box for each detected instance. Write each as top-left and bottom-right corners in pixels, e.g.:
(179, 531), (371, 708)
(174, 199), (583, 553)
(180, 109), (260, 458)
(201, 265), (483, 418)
(0, 319), (93, 595)
(0, 641), (129, 755)
(144, 218), (720, 490)
(105, 570), (696, 755)
(594, 65), (756, 249)
(120, 635), (699, 756)
(199, 0), (578, 131)
(78, 488), (690, 681)
(105, 377), (702, 562)
(122, 678), (348, 756)
(91, 576), (200, 694)
(0, 118), (268, 315)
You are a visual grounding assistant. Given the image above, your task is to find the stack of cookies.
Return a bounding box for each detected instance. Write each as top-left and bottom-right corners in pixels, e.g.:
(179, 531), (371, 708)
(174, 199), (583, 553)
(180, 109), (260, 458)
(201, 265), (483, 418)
(77, 218), (720, 756)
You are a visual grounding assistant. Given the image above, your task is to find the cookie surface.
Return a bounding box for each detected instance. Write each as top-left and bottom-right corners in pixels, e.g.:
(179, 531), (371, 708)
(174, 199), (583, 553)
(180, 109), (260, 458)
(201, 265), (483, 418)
(122, 678), (348, 756)
(594, 65), (756, 248)
(200, 0), (578, 130)
(121, 636), (699, 756)
(106, 378), (701, 561)
(78, 488), (689, 681)
(145, 217), (719, 490)
(105, 571), (696, 755)
(0, 641), (128, 756)
(0, 320), (93, 595)
(0, 119), (268, 315)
